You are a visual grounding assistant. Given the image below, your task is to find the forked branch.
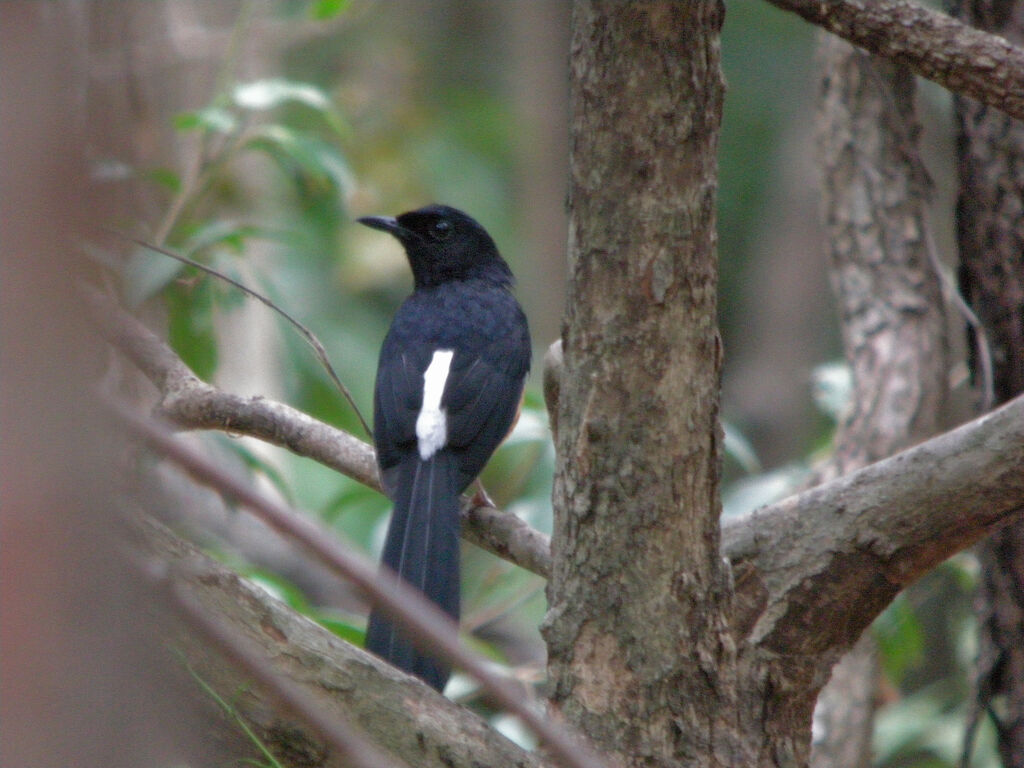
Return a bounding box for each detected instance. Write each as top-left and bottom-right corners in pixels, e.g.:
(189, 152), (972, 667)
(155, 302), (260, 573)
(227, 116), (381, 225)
(725, 393), (1024, 654)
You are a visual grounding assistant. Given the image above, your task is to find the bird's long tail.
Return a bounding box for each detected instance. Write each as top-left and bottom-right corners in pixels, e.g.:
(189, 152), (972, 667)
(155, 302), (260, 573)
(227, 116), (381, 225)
(365, 453), (460, 691)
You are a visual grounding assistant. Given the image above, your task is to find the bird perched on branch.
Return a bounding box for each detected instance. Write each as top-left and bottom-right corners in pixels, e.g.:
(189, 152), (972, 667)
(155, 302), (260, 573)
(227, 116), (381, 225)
(358, 204), (531, 691)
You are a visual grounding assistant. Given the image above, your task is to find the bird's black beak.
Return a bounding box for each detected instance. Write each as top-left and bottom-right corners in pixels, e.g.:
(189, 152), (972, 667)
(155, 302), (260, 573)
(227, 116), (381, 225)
(357, 215), (402, 234)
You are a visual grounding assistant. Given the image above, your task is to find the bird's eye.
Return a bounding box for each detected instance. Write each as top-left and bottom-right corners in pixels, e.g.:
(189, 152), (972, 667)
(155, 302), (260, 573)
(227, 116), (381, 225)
(430, 219), (453, 241)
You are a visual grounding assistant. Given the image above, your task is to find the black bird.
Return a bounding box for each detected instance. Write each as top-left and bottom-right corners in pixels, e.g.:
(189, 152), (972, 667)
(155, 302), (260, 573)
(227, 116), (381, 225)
(358, 205), (531, 691)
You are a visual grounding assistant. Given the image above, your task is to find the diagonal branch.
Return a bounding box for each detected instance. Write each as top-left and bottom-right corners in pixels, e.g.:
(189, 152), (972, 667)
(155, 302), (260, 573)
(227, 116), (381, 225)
(154, 562), (406, 768)
(764, 0), (1024, 121)
(724, 391), (1024, 656)
(135, 514), (542, 768)
(84, 286), (551, 578)
(113, 402), (605, 768)
(123, 235), (372, 437)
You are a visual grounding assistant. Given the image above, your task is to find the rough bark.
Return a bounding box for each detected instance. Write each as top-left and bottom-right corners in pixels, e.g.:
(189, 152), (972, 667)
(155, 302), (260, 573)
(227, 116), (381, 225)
(810, 33), (947, 768)
(114, 397), (613, 768)
(765, 0), (1024, 122)
(816, 39), (947, 478)
(724, 386), (1024, 766)
(133, 515), (541, 768)
(93, 215), (1024, 768)
(954, 2), (1024, 764)
(96, 264), (1024, 608)
(725, 391), (1024, 651)
(95, 273), (1024, 626)
(547, 2), (739, 766)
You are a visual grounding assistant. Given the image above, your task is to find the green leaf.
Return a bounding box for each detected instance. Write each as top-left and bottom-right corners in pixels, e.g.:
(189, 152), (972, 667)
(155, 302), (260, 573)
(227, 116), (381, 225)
(217, 437), (295, 506)
(319, 480), (389, 549)
(310, 0), (351, 20)
(233, 78), (348, 136)
(873, 683), (1001, 767)
(309, 610), (365, 645)
(241, 568), (311, 611)
(174, 106), (238, 135)
(182, 219), (260, 258)
(122, 244), (187, 306)
(244, 125), (353, 202)
(874, 594), (924, 686)
(165, 279), (218, 380)
(146, 167), (182, 194)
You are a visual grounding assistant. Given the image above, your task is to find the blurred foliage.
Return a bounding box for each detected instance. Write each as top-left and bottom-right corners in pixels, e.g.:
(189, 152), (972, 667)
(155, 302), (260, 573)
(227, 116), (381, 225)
(108, 1), (997, 763)
(718, 1), (816, 336)
(873, 554), (1000, 768)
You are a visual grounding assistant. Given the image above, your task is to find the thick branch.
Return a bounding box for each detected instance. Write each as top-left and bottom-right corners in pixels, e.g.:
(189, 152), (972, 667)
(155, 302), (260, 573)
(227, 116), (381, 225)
(765, 0), (1024, 121)
(84, 286), (551, 577)
(724, 392), (1024, 656)
(135, 515), (541, 768)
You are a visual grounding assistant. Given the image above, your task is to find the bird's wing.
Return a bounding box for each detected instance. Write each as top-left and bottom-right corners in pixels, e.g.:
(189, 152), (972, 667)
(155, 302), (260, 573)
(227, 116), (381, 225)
(373, 342), (430, 498)
(440, 344), (526, 490)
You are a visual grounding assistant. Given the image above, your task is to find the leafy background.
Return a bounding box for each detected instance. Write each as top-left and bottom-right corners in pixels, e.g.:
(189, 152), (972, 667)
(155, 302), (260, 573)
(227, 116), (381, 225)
(110, 1), (994, 764)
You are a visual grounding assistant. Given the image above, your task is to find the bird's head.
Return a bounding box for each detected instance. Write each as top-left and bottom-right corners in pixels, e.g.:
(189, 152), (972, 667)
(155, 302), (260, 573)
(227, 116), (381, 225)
(358, 204), (513, 289)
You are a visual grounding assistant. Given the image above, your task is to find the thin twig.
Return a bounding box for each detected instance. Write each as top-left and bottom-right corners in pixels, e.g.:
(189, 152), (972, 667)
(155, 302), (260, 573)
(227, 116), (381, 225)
(921, 209), (996, 411)
(124, 234), (373, 437)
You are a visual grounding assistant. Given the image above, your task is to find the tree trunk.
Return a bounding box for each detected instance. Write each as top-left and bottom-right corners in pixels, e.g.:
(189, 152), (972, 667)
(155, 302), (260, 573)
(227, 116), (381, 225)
(810, 32), (947, 768)
(547, 2), (739, 766)
(954, 2), (1024, 765)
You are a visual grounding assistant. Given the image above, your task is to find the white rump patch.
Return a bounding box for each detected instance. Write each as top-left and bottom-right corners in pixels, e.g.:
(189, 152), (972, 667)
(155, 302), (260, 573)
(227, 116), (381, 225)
(416, 349), (454, 460)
